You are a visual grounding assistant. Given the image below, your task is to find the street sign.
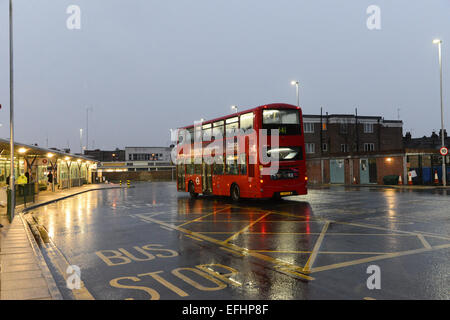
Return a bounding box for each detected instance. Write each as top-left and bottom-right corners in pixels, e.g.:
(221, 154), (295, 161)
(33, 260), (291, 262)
(440, 147), (448, 156)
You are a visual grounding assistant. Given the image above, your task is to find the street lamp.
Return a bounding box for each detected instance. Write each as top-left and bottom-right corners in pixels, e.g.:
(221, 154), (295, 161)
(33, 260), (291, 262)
(291, 81), (299, 107)
(79, 128), (83, 154)
(9, 0), (15, 220)
(433, 39), (446, 186)
(86, 106), (93, 150)
(231, 105), (238, 113)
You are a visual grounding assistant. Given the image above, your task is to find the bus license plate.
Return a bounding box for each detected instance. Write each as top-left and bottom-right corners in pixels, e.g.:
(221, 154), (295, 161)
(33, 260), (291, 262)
(280, 192), (292, 196)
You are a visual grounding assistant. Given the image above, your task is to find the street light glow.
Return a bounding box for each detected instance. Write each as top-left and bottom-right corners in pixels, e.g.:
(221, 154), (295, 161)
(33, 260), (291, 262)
(433, 39), (442, 44)
(65, 156), (71, 161)
(291, 80), (299, 85)
(18, 147), (27, 154)
(47, 153), (54, 158)
(231, 105), (238, 113)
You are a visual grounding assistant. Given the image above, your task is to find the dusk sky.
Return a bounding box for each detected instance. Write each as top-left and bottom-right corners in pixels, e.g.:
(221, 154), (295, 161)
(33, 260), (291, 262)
(0, 0), (449, 151)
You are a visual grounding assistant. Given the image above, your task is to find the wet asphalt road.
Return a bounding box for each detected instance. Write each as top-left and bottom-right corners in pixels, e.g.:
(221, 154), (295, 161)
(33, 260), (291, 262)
(25, 182), (450, 300)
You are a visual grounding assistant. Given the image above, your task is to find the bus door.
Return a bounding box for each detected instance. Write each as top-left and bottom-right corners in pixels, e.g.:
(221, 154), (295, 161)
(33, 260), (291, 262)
(202, 163), (213, 193)
(177, 164), (185, 191)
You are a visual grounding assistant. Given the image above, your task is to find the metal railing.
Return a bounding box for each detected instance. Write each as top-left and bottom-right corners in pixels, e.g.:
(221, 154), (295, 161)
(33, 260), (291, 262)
(7, 183), (36, 222)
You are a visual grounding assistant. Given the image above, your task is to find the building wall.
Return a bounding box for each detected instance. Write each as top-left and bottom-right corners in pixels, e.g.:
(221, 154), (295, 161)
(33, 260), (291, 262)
(84, 150), (125, 162)
(125, 147), (172, 162)
(101, 170), (174, 182)
(306, 154), (405, 185)
(375, 156), (404, 184)
(303, 115), (403, 159)
(306, 159), (322, 184)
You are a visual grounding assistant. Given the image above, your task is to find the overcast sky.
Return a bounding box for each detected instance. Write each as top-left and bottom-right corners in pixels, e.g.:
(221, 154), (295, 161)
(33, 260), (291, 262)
(0, 0), (449, 151)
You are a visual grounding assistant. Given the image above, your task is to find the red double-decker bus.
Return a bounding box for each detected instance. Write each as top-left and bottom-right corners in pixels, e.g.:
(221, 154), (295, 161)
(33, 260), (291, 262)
(175, 103), (307, 200)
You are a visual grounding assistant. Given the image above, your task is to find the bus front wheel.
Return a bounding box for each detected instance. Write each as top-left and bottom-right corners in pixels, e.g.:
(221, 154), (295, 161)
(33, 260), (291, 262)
(189, 182), (198, 199)
(230, 184), (240, 202)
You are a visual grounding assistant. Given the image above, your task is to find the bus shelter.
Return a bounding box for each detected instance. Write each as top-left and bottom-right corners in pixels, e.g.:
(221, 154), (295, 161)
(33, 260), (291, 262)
(0, 138), (98, 214)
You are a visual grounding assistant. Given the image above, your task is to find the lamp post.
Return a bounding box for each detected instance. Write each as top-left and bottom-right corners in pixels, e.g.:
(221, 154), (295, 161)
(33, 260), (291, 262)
(86, 106), (93, 150)
(291, 81), (299, 107)
(433, 39), (446, 186)
(9, 0), (15, 220)
(79, 128), (83, 154)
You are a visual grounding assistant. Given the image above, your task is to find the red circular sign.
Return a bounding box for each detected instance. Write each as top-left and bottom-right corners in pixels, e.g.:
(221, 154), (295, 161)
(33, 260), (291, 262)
(440, 147), (448, 156)
(42, 158), (48, 164)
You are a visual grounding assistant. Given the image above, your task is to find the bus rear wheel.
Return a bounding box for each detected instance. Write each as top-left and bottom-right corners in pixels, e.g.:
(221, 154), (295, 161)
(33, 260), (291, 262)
(230, 184), (240, 202)
(189, 182), (198, 199)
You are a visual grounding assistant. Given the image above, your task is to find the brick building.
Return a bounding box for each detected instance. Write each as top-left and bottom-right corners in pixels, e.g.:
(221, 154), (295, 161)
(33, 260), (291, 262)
(303, 114), (403, 158)
(403, 130), (449, 150)
(303, 113), (406, 185)
(403, 130), (450, 184)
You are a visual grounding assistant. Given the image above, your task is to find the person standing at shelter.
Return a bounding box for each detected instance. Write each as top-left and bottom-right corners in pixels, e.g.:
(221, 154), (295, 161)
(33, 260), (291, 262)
(17, 173), (27, 197)
(47, 171), (53, 191)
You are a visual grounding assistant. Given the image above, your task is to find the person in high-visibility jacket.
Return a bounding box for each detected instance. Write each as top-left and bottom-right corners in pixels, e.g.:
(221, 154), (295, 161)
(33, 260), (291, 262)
(17, 174), (28, 185)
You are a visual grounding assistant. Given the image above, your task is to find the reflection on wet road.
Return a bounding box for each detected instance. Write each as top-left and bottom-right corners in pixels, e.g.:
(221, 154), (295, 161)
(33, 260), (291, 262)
(26, 182), (450, 300)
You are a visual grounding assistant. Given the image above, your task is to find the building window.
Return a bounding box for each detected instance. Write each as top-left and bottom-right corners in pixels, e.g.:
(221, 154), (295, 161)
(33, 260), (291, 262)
(340, 123), (348, 134)
(304, 123), (314, 133)
(305, 143), (315, 154)
(364, 123), (374, 133)
(364, 143), (375, 151)
(341, 144), (349, 152)
(322, 143), (328, 152)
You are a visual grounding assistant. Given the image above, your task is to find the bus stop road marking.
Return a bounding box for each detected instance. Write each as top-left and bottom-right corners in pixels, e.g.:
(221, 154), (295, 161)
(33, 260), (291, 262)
(177, 206), (232, 227)
(140, 215), (313, 281)
(309, 243), (450, 274)
(220, 247), (245, 257)
(303, 221), (330, 273)
(223, 212), (272, 243)
(185, 235), (203, 242)
(417, 234), (432, 249)
(250, 250), (391, 255)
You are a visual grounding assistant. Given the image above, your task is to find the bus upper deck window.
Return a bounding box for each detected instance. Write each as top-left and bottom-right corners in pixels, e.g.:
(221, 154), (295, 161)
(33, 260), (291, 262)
(240, 113), (254, 132)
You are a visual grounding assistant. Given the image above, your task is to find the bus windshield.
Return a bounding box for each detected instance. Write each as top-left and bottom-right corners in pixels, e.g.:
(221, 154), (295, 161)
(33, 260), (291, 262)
(262, 109), (301, 135)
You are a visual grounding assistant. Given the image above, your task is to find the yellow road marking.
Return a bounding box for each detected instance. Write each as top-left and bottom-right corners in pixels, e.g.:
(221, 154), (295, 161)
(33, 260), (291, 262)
(417, 234), (432, 249)
(413, 230), (450, 241)
(336, 221), (434, 238)
(276, 267), (315, 281)
(303, 221), (330, 273)
(251, 250), (391, 255)
(223, 212), (272, 243)
(185, 235), (203, 242)
(310, 244), (450, 273)
(220, 247), (245, 257)
(45, 241), (94, 300)
(141, 215), (313, 281)
(177, 206), (231, 227)
(196, 231), (412, 236)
